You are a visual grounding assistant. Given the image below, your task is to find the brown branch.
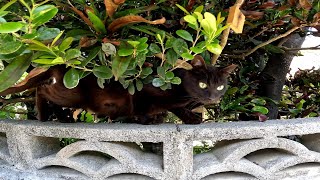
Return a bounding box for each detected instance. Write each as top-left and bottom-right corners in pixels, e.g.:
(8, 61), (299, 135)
(224, 25), (304, 59)
(67, 0), (94, 29)
(281, 45), (320, 51)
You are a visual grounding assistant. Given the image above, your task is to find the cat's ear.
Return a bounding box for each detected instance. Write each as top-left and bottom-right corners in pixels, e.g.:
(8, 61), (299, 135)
(190, 55), (206, 68)
(221, 64), (237, 76)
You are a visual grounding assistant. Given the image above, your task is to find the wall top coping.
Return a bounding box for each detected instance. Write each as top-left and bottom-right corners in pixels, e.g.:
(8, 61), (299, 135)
(1, 118), (319, 142)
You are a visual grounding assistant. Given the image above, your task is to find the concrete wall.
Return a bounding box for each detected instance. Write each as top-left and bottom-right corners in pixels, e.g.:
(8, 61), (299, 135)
(1, 118), (320, 179)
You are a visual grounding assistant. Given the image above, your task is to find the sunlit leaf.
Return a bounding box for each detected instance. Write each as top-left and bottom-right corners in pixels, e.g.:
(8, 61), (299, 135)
(32, 5), (58, 26)
(63, 68), (80, 89)
(0, 22), (23, 33)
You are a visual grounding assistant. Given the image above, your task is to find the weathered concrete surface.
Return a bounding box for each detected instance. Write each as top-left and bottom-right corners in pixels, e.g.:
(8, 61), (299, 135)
(0, 118), (320, 179)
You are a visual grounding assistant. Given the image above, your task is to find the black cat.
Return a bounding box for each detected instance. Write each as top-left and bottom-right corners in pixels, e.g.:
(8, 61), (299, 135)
(0, 55), (236, 124)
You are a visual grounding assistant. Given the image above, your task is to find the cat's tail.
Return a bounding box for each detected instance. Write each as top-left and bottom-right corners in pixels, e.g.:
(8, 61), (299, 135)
(0, 67), (50, 96)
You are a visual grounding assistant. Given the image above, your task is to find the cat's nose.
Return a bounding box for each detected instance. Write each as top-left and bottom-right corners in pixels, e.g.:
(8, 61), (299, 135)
(209, 97), (220, 103)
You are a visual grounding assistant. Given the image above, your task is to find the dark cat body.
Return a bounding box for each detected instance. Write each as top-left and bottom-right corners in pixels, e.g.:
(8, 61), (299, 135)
(0, 56), (236, 124)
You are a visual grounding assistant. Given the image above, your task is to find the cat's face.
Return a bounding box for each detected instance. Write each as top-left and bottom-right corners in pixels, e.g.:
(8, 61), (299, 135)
(182, 56), (237, 105)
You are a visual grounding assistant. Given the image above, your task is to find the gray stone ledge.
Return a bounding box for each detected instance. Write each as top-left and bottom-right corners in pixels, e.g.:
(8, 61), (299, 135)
(0, 118), (320, 179)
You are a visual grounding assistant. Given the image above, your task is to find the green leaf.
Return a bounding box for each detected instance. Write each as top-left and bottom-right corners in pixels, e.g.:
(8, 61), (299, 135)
(136, 43), (148, 52)
(0, 34), (24, 57)
(251, 98), (267, 106)
(65, 49), (81, 61)
(128, 82), (135, 95)
(194, 5), (204, 13)
(0, 53), (32, 92)
(112, 55), (131, 80)
(140, 67), (153, 78)
(138, 37), (148, 44)
(51, 57), (64, 64)
(63, 68), (80, 89)
(149, 43), (161, 53)
(0, 22), (23, 33)
(176, 30), (193, 42)
(81, 47), (100, 67)
(190, 47), (204, 54)
(86, 10), (106, 33)
(252, 106), (269, 114)
(176, 4), (190, 15)
(181, 52), (194, 60)
(201, 12), (217, 35)
(184, 15), (198, 27)
(206, 43), (222, 54)
(165, 37), (176, 49)
(93, 66), (113, 79)
(152, 78), (165, 87)
(32, 59), (54, 64)
(37, 27), (61, 41)
(226, 87), (238, 95)
(51, 30), (64, 46)
(59, 37), (73, 51)
(173, 38), (188, 55)
(165, 71), (174, 80)
(166, 49), (178, 65)
(193, 12), (203, 22)
(136, 52), (146, 67)
(0, 0), (17, 12)
(171, 77), (181, 85)
(157, 66), (166, 77)
(118, 48), (134, 56)
(135, 79), (143, 91)
(32, 5), (58, 26)
(127, 40), (140, 47)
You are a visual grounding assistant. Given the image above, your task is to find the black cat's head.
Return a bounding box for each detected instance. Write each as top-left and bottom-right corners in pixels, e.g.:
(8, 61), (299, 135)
(181, 55), (237, 105)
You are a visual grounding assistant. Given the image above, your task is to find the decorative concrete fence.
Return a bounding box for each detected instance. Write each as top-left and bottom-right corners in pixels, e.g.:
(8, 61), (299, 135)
(1, 118), (320, 180)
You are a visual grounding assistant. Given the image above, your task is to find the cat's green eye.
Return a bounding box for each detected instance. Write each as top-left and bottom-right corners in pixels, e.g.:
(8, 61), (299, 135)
(199, 82), (208, 89)
(217, 85), (224, 91)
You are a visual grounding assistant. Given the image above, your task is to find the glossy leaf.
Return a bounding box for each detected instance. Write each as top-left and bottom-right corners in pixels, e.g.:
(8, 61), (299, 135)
(65, 49), (81, 61)
(181, 52), (194, 60)
(59, 37), (73, 51)
(152, 78), (165, 87)
(251, 98), (267, 106)
(0, 22), (23, 33)
(0, 34), (24, 56)
(63, 68), (80, 89)
(165, 71), (174, 80)
(32, 5), (58, 26)
(37, 27), (61, 41)
(0, 53), (32, 92)
(112, 55), (131, 80)
(176, 30), (193, 42)
(206, 43), (222, 54)
(252, 106), (269, 114)
(166, 49), (178, 65)
(93, 66), (113, 79)
(171, 77), (181, 85)
(118, 48), (134, 56)
(149, 43), (161, 53)
(173, 38), (188, 55)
